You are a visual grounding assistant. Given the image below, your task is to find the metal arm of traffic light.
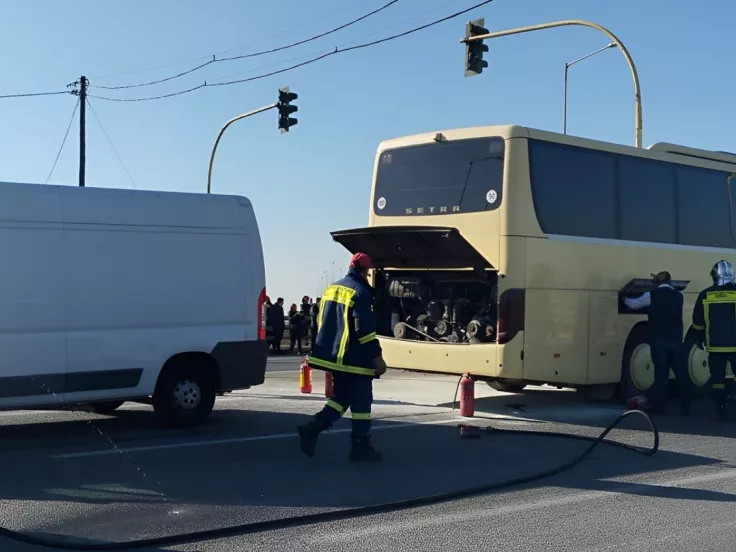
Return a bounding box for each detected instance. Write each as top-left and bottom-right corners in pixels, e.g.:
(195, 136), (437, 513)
(461, 19), (643, 148)
(207, 103), (277, 194)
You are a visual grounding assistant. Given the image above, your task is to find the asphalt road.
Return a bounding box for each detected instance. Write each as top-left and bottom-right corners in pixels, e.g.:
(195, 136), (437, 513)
(1, 358), (735, 551)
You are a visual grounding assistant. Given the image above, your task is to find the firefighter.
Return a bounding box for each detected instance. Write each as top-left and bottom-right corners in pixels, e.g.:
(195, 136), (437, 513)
(298, 252), (388, 462)
(623, 271), (692, 415)
(692, 260), (736, 420)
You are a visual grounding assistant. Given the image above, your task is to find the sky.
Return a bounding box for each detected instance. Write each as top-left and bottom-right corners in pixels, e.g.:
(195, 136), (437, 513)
(1, 0), (734, 303)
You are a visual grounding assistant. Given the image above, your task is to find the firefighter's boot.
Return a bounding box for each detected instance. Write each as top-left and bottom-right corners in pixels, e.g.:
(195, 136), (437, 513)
(716, 402), (727, 422)
(349, 436), (383, 462)
(298, 415), (329, 458)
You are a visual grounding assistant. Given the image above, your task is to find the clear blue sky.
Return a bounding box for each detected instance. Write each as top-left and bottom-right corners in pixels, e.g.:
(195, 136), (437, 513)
(1, 0), (733, 303)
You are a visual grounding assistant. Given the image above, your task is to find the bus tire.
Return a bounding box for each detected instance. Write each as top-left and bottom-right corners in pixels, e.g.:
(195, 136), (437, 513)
(620, 324), (653, 402)
(682, 328), (711, 398)
(153, 357), (217, 427)
(89, 401), (125, 415)
(487, 379), (526, 393)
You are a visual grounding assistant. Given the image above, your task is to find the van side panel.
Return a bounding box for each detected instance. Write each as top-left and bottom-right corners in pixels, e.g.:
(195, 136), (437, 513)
(0, 185), (66, 408)
(58, 187), (266, 404)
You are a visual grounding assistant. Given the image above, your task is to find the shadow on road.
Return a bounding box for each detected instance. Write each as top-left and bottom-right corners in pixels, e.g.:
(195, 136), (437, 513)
(0, 404), (733, 548)
(436, 386), (736, 441)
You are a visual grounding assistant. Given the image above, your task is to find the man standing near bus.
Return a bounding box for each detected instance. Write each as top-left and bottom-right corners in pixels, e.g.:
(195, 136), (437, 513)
(623, 271), (691, 415)
(692, 260), (736, 421)
(298, 252), (388, 462)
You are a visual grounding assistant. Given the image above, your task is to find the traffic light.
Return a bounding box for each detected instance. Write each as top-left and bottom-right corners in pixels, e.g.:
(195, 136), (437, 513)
(277, 87), (298, 133)
(464, 18), (489, 77)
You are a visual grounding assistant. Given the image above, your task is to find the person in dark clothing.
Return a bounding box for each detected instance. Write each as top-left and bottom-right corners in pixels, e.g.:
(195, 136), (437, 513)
(692, 260), (736, 420)
(300, 296), (312, 345)
(310, 298), (321, 346)
(264, 296), (275, 349)
(271, 298), (285, 354)
(289, 303), (305, 354)
(298, 252), (388, 462)
(623, 271), (692, 415)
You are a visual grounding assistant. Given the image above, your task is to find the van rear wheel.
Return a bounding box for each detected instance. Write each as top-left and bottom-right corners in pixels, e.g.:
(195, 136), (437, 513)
(153, 361), (216, 427)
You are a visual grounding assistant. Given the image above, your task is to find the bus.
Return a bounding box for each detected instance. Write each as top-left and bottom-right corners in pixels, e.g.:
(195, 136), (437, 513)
(330, 125), (736, 400)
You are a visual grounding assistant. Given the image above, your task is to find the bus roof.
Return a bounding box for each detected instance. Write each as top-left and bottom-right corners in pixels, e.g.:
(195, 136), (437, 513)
(377, 125), (736, 170)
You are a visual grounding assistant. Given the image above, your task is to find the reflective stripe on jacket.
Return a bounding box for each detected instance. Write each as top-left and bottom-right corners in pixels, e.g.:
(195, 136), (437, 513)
(692, 283), (736, 352)
(308, 269), (382, 377)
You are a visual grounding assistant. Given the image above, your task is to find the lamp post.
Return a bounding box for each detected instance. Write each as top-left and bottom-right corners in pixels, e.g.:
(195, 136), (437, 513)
(461, 19), (643, 148)
(564, 43), (616, 135)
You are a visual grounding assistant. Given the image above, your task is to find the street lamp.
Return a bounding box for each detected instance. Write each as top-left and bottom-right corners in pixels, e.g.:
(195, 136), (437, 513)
(461, 19), (644, 148)
(564, 43), (616, 135)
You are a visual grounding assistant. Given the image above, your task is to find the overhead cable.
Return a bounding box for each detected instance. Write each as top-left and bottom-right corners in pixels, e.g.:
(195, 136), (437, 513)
(45, 98), (80, 184)
(91, 0), (402, 90)
(88, 0), (375, 81)
(89, 0), (494, 103)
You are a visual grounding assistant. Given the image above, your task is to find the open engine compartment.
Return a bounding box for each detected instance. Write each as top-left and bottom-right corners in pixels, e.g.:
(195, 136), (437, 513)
(374, 270), (498, 344)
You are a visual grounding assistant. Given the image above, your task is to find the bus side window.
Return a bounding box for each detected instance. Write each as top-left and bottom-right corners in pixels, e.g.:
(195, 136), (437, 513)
(729, 174), (736, 243)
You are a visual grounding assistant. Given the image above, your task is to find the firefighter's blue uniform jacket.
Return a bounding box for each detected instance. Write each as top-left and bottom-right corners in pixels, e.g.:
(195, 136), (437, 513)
(309, 269), (382, 377)
(692, 282), (736, 404)
(308, 269), (382, 437)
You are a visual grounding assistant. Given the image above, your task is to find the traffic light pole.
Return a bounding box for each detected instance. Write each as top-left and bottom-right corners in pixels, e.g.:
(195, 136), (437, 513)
(462, 19), (643, 148)
(206, 103), (277, 195)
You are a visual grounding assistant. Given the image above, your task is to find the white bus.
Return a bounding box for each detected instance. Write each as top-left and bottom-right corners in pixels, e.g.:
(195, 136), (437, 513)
(331, 125), (736, 400)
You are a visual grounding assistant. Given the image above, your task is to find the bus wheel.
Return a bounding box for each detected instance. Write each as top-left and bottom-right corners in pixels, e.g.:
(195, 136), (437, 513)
(487, 379), (526, 393)
(683, 328), (711, 397)
(621, 325), (654, 401)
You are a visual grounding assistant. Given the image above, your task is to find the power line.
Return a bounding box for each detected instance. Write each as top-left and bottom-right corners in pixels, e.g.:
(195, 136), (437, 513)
(214, 0), (375, 57)
(85, 98), (138, 188)
(206, 0), (465, 84)
(88, 0), (375, 81)
(45, 98), (80, 184)
(0, 90), (71, 99)
(89, 0), (494, 103)
(91, 0), (402, 90)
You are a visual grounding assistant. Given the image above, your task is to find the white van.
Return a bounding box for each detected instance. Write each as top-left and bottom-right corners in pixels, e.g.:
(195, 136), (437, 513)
(0, 181), (268, 426)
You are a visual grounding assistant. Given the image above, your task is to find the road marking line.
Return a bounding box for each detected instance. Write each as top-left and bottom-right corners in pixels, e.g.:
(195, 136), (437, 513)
(51, 418), (461, 459)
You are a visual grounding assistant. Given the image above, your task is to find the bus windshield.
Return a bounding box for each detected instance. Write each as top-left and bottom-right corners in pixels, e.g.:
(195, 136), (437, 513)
(373, 137), (505, 217)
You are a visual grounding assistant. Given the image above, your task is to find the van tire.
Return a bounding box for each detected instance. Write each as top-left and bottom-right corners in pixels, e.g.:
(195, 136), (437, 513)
(153, 359), (217, 427)
(90, 401), (124, 415)
(487, 379), (526, 393)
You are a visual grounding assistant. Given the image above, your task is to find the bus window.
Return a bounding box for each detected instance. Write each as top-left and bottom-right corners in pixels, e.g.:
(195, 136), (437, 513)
(678, 166), (735, 249)
(373, 137), (504, 217)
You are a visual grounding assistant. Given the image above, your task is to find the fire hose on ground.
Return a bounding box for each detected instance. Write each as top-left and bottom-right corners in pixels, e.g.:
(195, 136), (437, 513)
(0, 409), (659, 550)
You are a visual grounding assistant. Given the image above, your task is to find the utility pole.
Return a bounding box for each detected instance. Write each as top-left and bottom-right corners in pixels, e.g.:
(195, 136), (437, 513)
(78, 76), (88, 187)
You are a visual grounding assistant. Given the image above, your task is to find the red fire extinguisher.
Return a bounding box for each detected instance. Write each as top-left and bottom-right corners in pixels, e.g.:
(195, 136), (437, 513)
(324, 371), (334, 398)
(459, 373), (475, 417)
(299, 357), (312, 394)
